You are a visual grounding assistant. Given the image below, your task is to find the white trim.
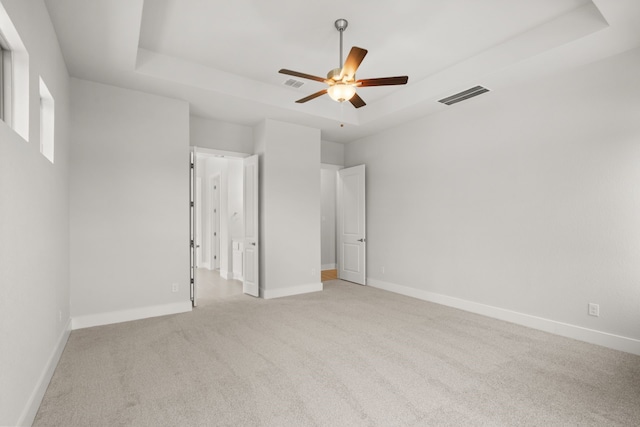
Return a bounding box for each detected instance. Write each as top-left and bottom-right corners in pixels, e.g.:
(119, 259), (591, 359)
(320, 163), (343, 170)
(321, 263), (336, 270)
(17, 318), (71, 427)
(192, 146), (250, 159)
(199, 261), (211, 270)
(71, 301), (192, 330)
(219, 269), (231, 280)
(368, 278), (640, 356)
(262, 282), (323, 300)
(233, 272), (244, 281)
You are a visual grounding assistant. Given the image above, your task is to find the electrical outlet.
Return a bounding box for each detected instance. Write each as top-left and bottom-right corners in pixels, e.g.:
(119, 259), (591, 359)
(588, 303), (599, 317)
(172, 283), (179, 293)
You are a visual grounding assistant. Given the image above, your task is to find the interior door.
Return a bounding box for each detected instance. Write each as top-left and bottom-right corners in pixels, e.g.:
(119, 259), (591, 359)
(195, 177), (202, 267)
(243, 155), (259, 297)
(189, 151), (198, 306)
(211, 176), (220, 270)
(337, 164), (366, 285)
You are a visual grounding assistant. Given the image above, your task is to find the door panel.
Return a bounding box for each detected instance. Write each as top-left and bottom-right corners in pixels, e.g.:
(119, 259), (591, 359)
(243, 155), (259, 297)
(337, 165), (366, 285)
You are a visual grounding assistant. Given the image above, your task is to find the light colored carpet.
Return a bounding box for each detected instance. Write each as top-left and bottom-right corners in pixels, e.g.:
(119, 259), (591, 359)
(34, 280), (640, 426)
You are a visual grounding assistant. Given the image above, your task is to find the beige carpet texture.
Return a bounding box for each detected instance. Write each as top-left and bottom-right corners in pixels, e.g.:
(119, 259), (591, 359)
(35, 280), (640, 426)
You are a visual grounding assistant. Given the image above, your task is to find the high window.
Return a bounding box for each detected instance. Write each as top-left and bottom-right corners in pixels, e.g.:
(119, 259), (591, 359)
(0, 1), (29, 141)
(39, 77), (54, 163)
(0, 32), (10, 122)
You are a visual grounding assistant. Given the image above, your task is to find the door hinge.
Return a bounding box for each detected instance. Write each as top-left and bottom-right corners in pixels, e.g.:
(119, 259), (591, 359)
(214, 232), (217, 236)
(190, 201), (194, 207)
(190, 278), (194, 284)
(214, 256), (217, 260)
(190, 239), (194, 247)
(190, 162), (194, 169)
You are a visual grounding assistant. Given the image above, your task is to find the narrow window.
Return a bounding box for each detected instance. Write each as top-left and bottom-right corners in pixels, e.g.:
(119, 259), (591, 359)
(0, 31), (11, 123)
(39, 77), (54, 163)
(0, 1), (29, 141)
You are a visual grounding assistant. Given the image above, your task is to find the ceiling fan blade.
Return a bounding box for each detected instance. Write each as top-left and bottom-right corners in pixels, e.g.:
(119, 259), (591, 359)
(356, 76), (408, 87)
(349, 93), (366, 108)
(279, 69), (327, 83)
(341, 47), (368, 80)
(296, 89), (328, 103)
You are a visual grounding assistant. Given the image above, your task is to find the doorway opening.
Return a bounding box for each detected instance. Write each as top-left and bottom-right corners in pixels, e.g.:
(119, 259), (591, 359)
(321, 164), (341, 282)
(191, 147), (252, 303)
(321, 164), (367, 285)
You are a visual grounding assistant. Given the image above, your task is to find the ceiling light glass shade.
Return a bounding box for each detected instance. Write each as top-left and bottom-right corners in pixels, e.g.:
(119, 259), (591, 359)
(327, 83), (356, 102)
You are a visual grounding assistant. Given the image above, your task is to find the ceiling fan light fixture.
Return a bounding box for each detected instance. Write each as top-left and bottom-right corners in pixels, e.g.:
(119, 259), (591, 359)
(328, 83), (356, 102)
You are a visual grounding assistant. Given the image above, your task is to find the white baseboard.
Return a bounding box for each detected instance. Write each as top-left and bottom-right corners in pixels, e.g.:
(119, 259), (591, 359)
(71, 301), (192, 330)
(199, 261), (211, 270)
(18, 318), (71, 427)
(232, 273), (243, 281)
(367, 278), (640, 356)
(220, 269), (230, 280)
(263, 282), (323, 300)
(321, 263), (336, 270)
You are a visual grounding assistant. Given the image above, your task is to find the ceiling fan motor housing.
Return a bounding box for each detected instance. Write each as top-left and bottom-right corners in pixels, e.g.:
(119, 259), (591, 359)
(327, 68), (343, 81)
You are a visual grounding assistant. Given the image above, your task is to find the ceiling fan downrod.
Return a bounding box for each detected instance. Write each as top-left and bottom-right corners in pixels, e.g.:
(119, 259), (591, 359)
(335, 18), (348, 69)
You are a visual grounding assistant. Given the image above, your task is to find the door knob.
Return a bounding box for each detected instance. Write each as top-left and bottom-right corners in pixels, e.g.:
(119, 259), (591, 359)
(251, 242), (256, 246)
(358, 238), (366, 242)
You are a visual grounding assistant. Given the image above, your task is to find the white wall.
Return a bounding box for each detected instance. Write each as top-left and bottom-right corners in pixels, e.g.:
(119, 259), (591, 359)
(321, 140), (344, 166)
(0, 1), (71, 425)
(345, 47), (640, 354)
(254, 119), (322, 298)
(70, 78), (191, 327)
(190, 115), (253, 154)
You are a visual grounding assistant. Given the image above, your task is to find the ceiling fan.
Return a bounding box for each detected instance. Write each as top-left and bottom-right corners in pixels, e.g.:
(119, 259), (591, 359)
(279, 19), (408, 108)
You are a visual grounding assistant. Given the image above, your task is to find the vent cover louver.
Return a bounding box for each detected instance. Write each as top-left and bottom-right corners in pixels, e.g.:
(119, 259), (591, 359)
(438, 86), (489, 105)
(283, 78), (305, 89)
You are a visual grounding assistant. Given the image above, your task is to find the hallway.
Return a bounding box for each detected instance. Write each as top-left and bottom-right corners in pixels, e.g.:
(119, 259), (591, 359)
(195, 268), (244, 305)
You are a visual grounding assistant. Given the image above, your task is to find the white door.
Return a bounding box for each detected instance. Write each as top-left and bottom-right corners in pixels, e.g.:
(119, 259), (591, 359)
(211, 176), (220, 270)
(189, 152), (198, 306)
(243, 155), (259, 297)
(337, 165), (366, 285)
(195, 177), (202, 267)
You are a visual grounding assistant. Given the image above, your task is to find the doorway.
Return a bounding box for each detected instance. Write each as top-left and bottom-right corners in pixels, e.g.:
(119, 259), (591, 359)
(191, 147), (257, 302)
(321, 164), (341, 282)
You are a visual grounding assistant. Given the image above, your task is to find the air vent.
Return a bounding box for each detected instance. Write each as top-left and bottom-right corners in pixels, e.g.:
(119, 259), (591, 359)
(283, 79), (305, 89)
(438, 86), (489, 106)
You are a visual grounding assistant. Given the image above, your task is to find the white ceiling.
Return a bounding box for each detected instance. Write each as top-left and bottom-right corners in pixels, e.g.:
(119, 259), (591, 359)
(44, 0), (640, 143)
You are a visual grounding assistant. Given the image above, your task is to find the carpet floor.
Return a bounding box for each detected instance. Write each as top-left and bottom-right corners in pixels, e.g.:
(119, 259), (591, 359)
(34, 280), (640, 426)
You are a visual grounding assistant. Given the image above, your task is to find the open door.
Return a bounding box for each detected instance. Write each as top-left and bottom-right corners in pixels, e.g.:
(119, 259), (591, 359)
(243, 155), (259, 297)
(189, 151), (198, 306)
(337, 164), (366, 285)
